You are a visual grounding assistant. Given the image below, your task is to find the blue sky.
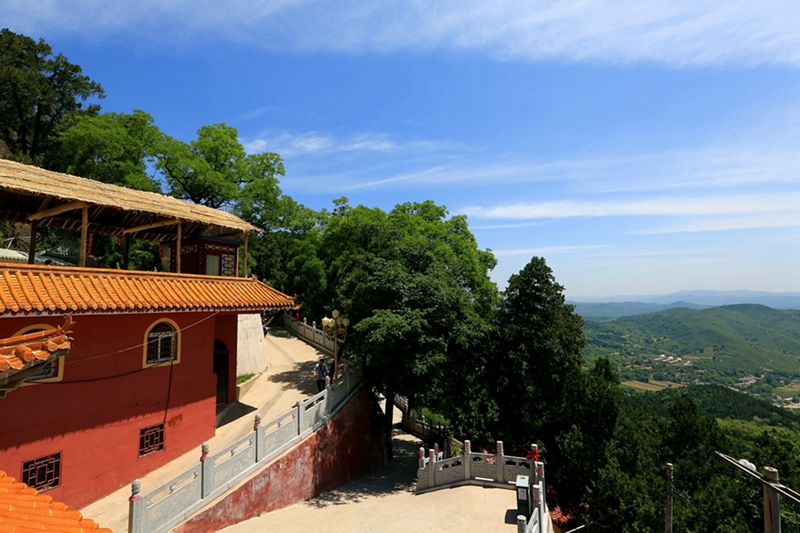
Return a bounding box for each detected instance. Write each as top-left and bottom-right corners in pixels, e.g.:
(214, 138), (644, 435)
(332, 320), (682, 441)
(3, 1), (799, 297)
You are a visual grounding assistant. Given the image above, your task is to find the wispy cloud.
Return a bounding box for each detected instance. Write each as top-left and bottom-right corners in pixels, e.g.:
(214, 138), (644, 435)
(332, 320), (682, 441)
(493, 244), (607, 257)
(243, 130), (462, 158)
(462, 193), (800, 220)
(5, 1), (800, 67)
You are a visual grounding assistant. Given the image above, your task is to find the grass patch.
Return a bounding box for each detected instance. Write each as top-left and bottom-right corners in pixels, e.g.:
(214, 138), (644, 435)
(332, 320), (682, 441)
(236, 373), (255, 385)
(774, 382), (800, 398)
(622, 380), (685, 392)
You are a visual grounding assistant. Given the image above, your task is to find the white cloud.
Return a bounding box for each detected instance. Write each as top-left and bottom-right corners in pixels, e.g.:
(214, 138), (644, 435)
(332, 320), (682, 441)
(4, 0), (800, 67)
(243, 130), (465, 160)
(462, 193), (800, 220)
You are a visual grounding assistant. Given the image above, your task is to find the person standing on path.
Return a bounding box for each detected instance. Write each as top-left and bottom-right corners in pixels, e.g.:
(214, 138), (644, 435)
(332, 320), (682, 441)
(313, 358), (329, 392)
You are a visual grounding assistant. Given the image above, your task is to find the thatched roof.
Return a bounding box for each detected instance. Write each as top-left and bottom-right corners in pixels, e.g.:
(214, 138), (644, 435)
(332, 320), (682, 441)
(0, 159), (259, 241)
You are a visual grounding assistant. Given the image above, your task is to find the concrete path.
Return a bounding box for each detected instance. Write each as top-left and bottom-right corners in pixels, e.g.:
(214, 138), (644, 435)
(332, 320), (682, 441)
(81, 327), (327, 533)
(218, 430), (522, 533)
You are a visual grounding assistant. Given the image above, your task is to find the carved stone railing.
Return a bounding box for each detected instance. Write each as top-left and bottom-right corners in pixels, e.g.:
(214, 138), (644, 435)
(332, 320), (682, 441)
(416, 440), (548, 532)
(393, 395), (450, 451)
(280, 310), (338, 355)
(128, 358), (363, 533)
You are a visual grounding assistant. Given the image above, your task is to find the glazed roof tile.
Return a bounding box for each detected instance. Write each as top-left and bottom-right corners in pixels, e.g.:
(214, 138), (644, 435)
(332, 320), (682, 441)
(0, 264), (294, 316)
(0, 471), (112, 533)
(0, 315), (73, 376)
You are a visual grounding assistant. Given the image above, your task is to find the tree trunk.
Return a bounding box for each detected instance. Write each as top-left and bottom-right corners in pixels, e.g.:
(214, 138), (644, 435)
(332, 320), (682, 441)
(384, 386), (395, 462)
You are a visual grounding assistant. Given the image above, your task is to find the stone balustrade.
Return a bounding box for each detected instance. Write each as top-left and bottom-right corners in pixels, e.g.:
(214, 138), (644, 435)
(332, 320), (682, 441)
(417, 440), (548, 532)
(128, 358), (363, 533)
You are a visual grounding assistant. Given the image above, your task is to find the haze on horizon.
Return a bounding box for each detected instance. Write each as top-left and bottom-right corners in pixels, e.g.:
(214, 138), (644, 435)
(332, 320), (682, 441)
(3, 1), (799, 298)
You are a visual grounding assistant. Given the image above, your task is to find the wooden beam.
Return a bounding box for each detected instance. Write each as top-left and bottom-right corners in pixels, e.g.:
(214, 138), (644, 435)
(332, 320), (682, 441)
(27, 220), (38, 264)
(122, 219), (180, 235)
(28, 201), (88, 222)
(79, 205), (88, 267)
(242, 232), (249, 277)
(176, 222), (182, 273)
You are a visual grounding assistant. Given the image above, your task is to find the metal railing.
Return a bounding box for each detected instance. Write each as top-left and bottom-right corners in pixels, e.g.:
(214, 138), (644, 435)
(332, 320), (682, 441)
(128, 358), (363, 533)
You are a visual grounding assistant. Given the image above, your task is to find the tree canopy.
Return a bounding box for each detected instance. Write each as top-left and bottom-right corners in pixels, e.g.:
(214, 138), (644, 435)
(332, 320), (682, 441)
(0, 28), (104, 166)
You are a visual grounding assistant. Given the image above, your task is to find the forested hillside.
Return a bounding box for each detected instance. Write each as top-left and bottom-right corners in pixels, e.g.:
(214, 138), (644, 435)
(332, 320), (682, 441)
(583, 304), (800, 397)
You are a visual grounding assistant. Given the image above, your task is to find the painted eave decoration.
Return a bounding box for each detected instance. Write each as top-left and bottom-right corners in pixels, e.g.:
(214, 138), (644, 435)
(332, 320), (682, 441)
(0, 314), (74, 398)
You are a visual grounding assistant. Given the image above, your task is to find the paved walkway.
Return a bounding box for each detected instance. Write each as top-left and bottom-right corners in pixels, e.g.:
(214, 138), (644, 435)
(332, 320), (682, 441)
(81, 327), (326, 533)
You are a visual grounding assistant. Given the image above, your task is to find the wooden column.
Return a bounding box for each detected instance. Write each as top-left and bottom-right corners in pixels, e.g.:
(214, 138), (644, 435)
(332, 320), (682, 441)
(123, 234), (130, 270)
(79, 206), (88, 267)
(27, 220), (38, 264)
(242, 232), (249, 277)
(176, 222), (182, 273)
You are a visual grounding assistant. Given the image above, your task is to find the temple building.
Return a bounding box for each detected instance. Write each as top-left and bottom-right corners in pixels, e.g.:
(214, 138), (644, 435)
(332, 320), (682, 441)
(0, 159), (294, 509)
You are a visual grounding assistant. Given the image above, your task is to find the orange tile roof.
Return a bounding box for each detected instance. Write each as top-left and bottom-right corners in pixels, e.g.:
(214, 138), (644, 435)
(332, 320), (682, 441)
(0, 264), (294, 316)
(0, 315), (73, 374)
(0, 471), (112, 533)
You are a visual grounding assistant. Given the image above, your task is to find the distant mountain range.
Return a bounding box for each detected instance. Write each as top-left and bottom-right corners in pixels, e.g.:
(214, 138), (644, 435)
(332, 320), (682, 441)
(568, 290), (800, 319)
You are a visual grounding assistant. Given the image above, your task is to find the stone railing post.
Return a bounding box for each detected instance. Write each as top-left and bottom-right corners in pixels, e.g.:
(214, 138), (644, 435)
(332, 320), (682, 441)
(529, 444), (539, 482)
(419, 447), (426, 470)
(428, 449), (436, 488)
(516, 514), (527, 533)
(128, 479), (145, 533)
(296, 400), (305, 435)
(496, 441), (505, 483)
(464, 440), (472, 481)
(200, 442), (213, 498)
(532, 482), (542, 520)
(536, 462), (545, 498)
(434, 442), (440, 458)
(254, 414), (265, 462)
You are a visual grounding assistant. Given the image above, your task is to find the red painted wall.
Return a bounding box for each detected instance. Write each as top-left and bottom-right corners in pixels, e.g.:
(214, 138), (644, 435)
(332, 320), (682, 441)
(0, 312), (220, 508)
(174, 390), (384, 533)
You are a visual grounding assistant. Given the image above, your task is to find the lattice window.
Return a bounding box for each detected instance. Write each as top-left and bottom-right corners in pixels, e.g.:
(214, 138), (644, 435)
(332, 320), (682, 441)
(139, 424), (165, 456)
(146, 322), (176, 364)
(22, 453), (61, 491)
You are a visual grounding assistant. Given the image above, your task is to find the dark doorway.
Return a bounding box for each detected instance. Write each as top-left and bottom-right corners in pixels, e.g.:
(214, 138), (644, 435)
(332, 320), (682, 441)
(213, 339), (230, 405)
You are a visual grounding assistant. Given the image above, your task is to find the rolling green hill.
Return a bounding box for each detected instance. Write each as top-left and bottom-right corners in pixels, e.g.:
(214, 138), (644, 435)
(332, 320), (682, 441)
(582, 304), (800, 394)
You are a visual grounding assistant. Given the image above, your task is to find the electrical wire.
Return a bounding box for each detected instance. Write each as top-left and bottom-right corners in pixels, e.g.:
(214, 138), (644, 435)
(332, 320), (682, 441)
(45, 312), (219, 383)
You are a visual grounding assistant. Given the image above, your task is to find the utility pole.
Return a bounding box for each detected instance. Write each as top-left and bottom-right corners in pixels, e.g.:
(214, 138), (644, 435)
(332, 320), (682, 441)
(764, 467), (781, 533)
(717, 453), (800, 533)
(665, 463), (673, 533)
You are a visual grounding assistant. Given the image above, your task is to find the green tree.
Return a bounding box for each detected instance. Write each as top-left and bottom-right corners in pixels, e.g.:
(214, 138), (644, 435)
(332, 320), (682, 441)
(60, 109), (162, 191)
(156, 123), (284, 210)
(316, 201), (498, 459)
(0, 28), (104, 166)
(489, 256), (622, 511)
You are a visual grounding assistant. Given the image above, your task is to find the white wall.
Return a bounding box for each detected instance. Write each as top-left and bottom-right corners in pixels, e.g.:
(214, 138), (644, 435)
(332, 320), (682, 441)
(237, 313), (268, 376)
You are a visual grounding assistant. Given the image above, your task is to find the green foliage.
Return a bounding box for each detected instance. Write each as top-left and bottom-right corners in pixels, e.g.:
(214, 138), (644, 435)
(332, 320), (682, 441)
(60, 109), (162, 191)
(156, 123), (284, 210)
(0, 28), (104, 166)
(480, 257), (622, 511)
